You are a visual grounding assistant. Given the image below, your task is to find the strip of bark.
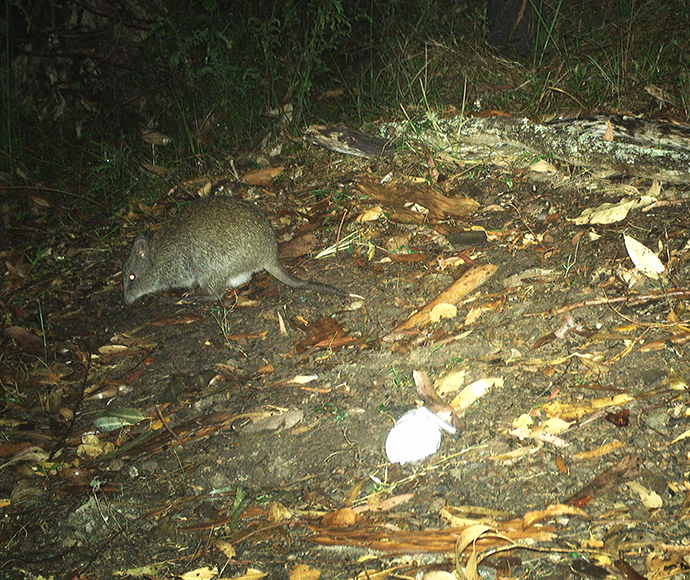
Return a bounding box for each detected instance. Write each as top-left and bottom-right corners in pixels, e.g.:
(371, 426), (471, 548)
(382, 264), (497, 342)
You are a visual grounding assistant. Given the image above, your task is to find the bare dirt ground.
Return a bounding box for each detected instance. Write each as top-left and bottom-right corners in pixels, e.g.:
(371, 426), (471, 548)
(2, 140), (690, 579)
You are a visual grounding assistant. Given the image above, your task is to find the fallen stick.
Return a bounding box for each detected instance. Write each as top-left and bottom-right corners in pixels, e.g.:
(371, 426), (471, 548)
(382, 264), (497, 343)
(529, 288), (690, 316)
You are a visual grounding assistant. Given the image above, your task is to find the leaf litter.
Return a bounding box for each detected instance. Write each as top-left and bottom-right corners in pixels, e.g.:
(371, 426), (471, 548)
(2, 126), (690, 579)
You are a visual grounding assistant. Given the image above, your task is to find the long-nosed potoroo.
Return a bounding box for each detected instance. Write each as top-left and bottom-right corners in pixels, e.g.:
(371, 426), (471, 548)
(122, 196), (350, 304)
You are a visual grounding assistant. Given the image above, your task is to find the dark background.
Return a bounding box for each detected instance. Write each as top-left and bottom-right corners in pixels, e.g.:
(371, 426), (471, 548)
(1, 0), (688, 203)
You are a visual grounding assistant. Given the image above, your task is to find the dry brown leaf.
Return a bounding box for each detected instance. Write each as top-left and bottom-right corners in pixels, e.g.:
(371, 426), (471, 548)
(647, 179), (662, 197)
(565, 454), (642, 507)
(627, 481), (663, 509)
(98, 344), (130, 355)
(574, 353), (610, 375)
(241, 167), (284, 186)
(308, 519), (556, 553)
(295, 318), (350, 352)
(29, 195), (51, 207)
(289, 375), (319, 385)
(267, 502), (293, 523)
(224, 331), (269, 342)
(438, 507), (501, 529)
(414, 370), (444, 404)
(256, 363), (274, 375)
(454, 524), (492, 554)
(321, 507), (358, 527)
(440, 505), (513, 525)
(384, 232), (411, 251)
(355, 493), (414, 513)
(529, 159), (557, 173)
(234, 295), (259, 307)
(509, 426), (569, 448)
(280, 231), (318, 258)
(591, 393), (634, 408)
(512, 414), (533, 430)
(387, 252), (428, 263)
(555, 455), (568, 474)
(572, 440), (626, 461)
(421, 572), (455, 580)
(3, 326), (43, 355)
(604, 119), (614, 141)
(357, 181), (479, 220)
(211, 538), (236, 559)
(151, 315), (200, 326)
(671, 429), (690, 445)
(570, 196), (654, 225)
(355, 205), (385, 222)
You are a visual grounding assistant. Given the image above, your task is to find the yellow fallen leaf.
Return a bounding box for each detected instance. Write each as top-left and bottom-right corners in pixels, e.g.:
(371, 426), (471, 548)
(570, 196), (655, 225)
(435, 368), (468, 396)
(543, 393), (633, 421)
(97, 344), (130, 354)
(535, 417), (572, 435)
(289, 563), (321, 580)
(512, 413), (533, 430)
(671, 429), (690, 445)
(522, 503), (590, 527)
(449, 378), (502, 412)
(489, 445), (541, 463)
(181, 567), (218, 580)
(290, 375), (319, 384)
(590, 393), (634, 408)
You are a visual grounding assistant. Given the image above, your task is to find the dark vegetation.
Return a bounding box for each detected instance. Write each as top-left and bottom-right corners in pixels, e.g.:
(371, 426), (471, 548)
(2, 0), (690, 578)
(3, 0), (688, 203)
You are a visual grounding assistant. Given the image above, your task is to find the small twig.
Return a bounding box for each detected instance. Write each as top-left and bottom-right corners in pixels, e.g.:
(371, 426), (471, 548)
(563, 234), (581, 277)
(528, 288), (690, 316)
(334, 209), (348, 256)
(156, 405), (181, 441)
